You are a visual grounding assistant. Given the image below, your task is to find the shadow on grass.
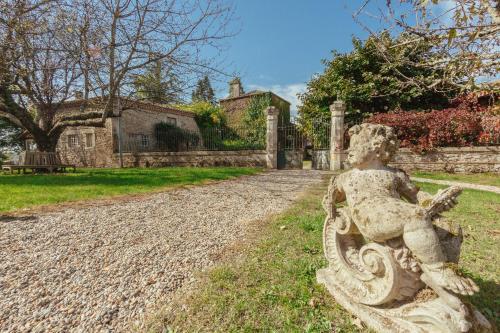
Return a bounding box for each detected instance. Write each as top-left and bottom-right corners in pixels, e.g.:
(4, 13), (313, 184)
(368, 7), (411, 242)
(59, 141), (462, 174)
(0, 168), (256, 188)
(0, 167), (261, 212)
(466, 275), (500, 327)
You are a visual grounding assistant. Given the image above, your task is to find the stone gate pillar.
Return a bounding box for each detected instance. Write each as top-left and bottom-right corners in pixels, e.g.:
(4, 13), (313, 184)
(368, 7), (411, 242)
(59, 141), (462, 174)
(330, 101), (346, 171)
(266, 106), (279, 169)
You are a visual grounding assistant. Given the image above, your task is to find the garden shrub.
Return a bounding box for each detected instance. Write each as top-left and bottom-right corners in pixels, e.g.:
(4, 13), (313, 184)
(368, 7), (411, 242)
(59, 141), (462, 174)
(154, 122), (200, 151)
(478, 114), (500, 144)
(175, 102), (231, 149)
(175, 101), (227, 130)
(366, 95), (499, 151)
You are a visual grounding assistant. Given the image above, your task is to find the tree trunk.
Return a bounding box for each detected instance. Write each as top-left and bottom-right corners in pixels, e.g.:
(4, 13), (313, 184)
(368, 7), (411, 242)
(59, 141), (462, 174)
(31, 130), (60, 152)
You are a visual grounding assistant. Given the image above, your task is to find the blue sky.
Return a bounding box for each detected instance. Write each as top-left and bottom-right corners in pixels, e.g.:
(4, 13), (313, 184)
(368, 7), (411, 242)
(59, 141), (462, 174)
(213, 0), (373, 114)
(212, 0), (468, 114)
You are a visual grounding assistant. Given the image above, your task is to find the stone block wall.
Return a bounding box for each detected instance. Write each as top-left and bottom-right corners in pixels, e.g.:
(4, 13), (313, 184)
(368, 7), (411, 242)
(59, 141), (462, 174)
(112, 150), (267, 168)
(114, 108), (199, 141)
(311, 150), (330, 170)
(220, 92), (291, 128)
(57, 107), (199, 167)
(220, 97), (251, 127)
(389, 146), (500, 173)
(278, 150), (303, 169)
(57, 118), (115, 167)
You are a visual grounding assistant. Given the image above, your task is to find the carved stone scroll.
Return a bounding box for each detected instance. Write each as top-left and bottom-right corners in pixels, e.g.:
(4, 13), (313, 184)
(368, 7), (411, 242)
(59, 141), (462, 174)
(316, 123), (493, 333)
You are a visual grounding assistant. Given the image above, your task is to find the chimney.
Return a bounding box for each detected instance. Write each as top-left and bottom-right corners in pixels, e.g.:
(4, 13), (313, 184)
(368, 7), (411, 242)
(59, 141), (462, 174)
(75, 91), (83, 99)
(229, 77), (244, 98)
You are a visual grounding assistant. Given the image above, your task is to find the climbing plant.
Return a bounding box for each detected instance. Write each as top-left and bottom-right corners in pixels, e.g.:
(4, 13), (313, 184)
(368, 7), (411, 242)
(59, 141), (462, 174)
(241, 94), (272, 147)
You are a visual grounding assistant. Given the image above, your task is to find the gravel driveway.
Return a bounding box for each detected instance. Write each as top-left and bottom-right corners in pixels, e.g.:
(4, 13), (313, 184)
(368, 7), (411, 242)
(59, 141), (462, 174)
(0, 170), (326, 332)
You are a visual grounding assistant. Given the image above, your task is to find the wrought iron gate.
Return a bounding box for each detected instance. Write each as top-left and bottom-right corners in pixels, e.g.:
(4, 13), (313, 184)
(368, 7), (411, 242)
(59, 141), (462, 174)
(276, 119), (332, 170)
(309, 120), (331, 170)
(277, 122), (304, 169)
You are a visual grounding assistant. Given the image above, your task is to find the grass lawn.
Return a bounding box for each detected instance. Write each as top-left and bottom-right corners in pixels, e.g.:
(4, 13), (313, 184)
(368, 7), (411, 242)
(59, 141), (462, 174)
(0, 167), (260, 213)
(147, 180), (500, 332)
(411, 171), (500, 187)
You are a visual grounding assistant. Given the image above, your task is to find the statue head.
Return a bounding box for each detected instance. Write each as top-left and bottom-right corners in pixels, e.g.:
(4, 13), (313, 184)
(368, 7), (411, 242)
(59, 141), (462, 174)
(347, 124), (399, 169)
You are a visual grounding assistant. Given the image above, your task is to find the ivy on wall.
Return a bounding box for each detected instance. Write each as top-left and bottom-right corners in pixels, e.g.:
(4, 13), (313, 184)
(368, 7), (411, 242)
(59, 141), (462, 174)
(241, 94), (272, 147)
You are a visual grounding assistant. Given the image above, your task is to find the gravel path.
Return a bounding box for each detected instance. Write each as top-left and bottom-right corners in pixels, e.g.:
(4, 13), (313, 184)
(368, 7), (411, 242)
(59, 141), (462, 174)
(0, 170), (326, 332)
(411, 177), (500, 194)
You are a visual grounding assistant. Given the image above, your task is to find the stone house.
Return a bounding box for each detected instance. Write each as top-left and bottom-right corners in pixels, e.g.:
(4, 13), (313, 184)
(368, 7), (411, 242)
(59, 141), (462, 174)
(219, 78), (291, 127)
(44, 97), (199, 167)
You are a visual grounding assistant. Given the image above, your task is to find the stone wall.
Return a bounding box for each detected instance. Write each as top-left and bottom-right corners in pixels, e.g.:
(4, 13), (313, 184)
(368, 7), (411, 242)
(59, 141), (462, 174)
(220, 96), (251, 127)
(57, 118), (115, 167)
(114, 108), (199, 140)
(112, 150), (267, 168)
(278, 150), (303, 169)
(311, 150), (330, 170)
(389, 146), (500, 173)
(220, 92), (290, 128)
(57, 107), (199, 167)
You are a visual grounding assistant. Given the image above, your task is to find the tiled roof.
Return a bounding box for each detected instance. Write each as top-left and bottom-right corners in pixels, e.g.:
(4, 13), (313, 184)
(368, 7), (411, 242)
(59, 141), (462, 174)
(59, 97), (196, 118)
(220, 90), (290, 104)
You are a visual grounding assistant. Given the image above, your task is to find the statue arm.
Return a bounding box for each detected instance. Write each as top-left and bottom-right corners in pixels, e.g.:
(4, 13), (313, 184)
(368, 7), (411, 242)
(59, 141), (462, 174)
(397, 171), (432, 205)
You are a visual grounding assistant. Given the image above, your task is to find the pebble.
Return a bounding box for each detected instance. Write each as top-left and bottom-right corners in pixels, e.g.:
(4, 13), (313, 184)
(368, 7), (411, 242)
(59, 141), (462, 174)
(0, 170), (325, 332)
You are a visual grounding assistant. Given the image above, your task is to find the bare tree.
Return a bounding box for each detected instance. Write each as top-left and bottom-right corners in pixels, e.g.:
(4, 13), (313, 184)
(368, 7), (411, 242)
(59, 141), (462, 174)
(0, 0), (86, 151)
(0, 0), (236, 152)
(83, 0), (235, 118)
(353, 0), (500, 92)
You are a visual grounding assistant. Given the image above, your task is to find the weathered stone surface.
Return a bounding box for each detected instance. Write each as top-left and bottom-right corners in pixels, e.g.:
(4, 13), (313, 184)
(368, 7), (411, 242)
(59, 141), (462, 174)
(311, 150), (330, 170)
(390, 146), (500, 173)
(219, 79), (291, 129)
(266, 106), (279, 169)
(112, 150), (266, 168)
(317, 269), (492, 333)
(280, 150), (304, 169)
(318, 123), (492, 333)
(329, 101), (345, 171)
(321, 147), (500, 173)
(57, 106), (199, 168)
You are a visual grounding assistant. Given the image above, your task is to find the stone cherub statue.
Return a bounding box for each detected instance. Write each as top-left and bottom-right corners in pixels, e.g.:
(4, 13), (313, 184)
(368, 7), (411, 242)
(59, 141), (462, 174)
(317, 124), (492, 333)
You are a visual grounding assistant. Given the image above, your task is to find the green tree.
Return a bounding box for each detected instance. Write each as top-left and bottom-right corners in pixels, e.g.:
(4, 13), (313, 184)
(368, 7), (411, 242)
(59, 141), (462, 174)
(355, 0), (499, 91)
(192, 76), (215, 104)
(1, 0), (235, 152)
(178, 101), (227, 129)
(0, 118), (22, 163)
(298, 32), (458, 132)
(134, 60), (183, 104)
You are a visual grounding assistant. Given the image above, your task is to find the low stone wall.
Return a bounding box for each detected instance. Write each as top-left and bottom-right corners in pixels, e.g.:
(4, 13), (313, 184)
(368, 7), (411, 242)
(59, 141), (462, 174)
(113, 150), (267, 168)
(278, 150), (303, 169)
(311, 150), (330, 170)
(389, 146), (500, 173)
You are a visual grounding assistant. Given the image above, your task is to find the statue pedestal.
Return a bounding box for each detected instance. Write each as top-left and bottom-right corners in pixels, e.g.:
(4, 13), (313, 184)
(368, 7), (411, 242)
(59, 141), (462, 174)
(319, 124), (494, 333)
(317, 268), (493, 333)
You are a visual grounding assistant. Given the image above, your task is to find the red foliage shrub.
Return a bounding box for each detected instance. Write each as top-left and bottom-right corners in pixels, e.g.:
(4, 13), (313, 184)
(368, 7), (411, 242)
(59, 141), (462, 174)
(367, 111), (429, 149)
(478, 114), (500, 144)
(366, 94), (498, 151)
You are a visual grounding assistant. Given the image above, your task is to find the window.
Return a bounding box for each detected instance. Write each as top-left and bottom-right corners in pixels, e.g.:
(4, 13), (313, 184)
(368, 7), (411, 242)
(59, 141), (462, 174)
(85, 133), (94, 148)
(128, 134), (149, 149)
(140, 134), (149, 147)
(167, 117), (177, 126)
(68, 134), (79, 147)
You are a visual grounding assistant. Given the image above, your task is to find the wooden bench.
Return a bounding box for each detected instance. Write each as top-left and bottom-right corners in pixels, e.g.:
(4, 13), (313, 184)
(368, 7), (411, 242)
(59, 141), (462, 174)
(2, 151), (76, 174)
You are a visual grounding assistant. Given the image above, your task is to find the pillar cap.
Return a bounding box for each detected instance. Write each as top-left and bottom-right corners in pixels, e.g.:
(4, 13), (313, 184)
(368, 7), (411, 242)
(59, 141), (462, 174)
(266, 106), (280, 116)
(330, 101), (346, 115)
